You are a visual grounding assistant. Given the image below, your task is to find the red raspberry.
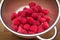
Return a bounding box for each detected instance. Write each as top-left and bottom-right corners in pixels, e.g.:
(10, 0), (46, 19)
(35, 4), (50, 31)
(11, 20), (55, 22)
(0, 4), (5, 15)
(20, 17), (27, 24)
(24, 8), (33, 16)
(11, 13), (17, 20)
(42, 22), (49, 30)
(42, 9), (49, 15)
(19, 24), (23, 27)
(23, 7), (28, 11)
(17, 11), (22, 16)
(38, 25), (44, 33)
(40, 18), (46, 23)
(11, 25), (18, 31)
(39, 13), (44, 17)
(38, 16), (46, 23)
(23, 24), (30, 30)
(19, 16), (22, 20)
(36, 5), (42, 12)
(44, 16), (51, 22)
(21, 12), (26, 17)
(33, 21), (40, 26)
(31, 7), (38, 13)
(28, 31), (35, 34)
(17, 26), (27, 34)
(28, 8), (33, 14)
(38, 16), (41, 22)
(12, 18), (20, 25)
(29, 2), (36, 8)
(30, 25), (37, 33)
(27, 17), (35, 24)
(32, 13), (39, 19)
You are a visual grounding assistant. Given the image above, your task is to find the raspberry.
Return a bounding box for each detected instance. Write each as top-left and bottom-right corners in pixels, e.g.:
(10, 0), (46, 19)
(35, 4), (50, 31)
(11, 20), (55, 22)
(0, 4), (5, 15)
(20, 17), (27, 24)
(23, 24), (30, 30)
(28, 31), (35, 34)
(31, 7), (38, 13)
(30, 25), (37, 33)
(32, 13), (39, 19)
(39, 13), (44, 17)
(38, 16), (41, 22)
(31, 5), (42, 13)
(38, 25), (44, 32)
(28, 8), (33, 14)
(19, 16), (21, 19)
(11, 13), (17, 20)
(17, 11), (22, 16)
(17, 26), (27, 34)
(24, 10), (30, 16)
(21, 12), (26, 17)
(33, 21), (40, 26)
(29, 2), (36, 8)
(44, 16), (51, 22)
(11, 25), (18, 31)
(42, 22), (49, 30)
(40, 18), (46, 23)
(12, 18), (20, 25)
(20, 24), (23, 27)
(36, 5), (42, 12)
(24, 8), (33, 16)
(23, 7), (28, 11)
(42, 9), (49, 15)
(38, 16), (46, 23)
(27, 17), (35, 24)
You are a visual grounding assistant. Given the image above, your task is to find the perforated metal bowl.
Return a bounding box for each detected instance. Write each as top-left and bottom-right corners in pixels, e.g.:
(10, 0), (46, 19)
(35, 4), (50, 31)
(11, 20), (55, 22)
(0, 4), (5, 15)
(0, 0), (60, 40)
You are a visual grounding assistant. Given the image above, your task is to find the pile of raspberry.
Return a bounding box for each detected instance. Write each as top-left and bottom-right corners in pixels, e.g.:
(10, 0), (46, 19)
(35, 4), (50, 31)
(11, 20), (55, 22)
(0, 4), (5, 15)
(11, 2), (50, 34)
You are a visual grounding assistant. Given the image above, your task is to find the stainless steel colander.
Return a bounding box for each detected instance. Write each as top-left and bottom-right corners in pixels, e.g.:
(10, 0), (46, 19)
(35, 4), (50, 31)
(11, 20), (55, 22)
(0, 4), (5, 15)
(0, 0), (60, 40)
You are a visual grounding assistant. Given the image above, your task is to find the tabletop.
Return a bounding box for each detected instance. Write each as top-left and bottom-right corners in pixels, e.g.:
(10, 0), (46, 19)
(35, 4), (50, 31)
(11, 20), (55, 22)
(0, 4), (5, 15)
(0, 0), (60, 40)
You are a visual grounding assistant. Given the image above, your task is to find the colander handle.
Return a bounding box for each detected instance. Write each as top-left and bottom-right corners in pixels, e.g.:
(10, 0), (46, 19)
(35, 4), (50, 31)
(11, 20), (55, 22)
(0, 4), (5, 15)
(36, 26), (57, 40)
